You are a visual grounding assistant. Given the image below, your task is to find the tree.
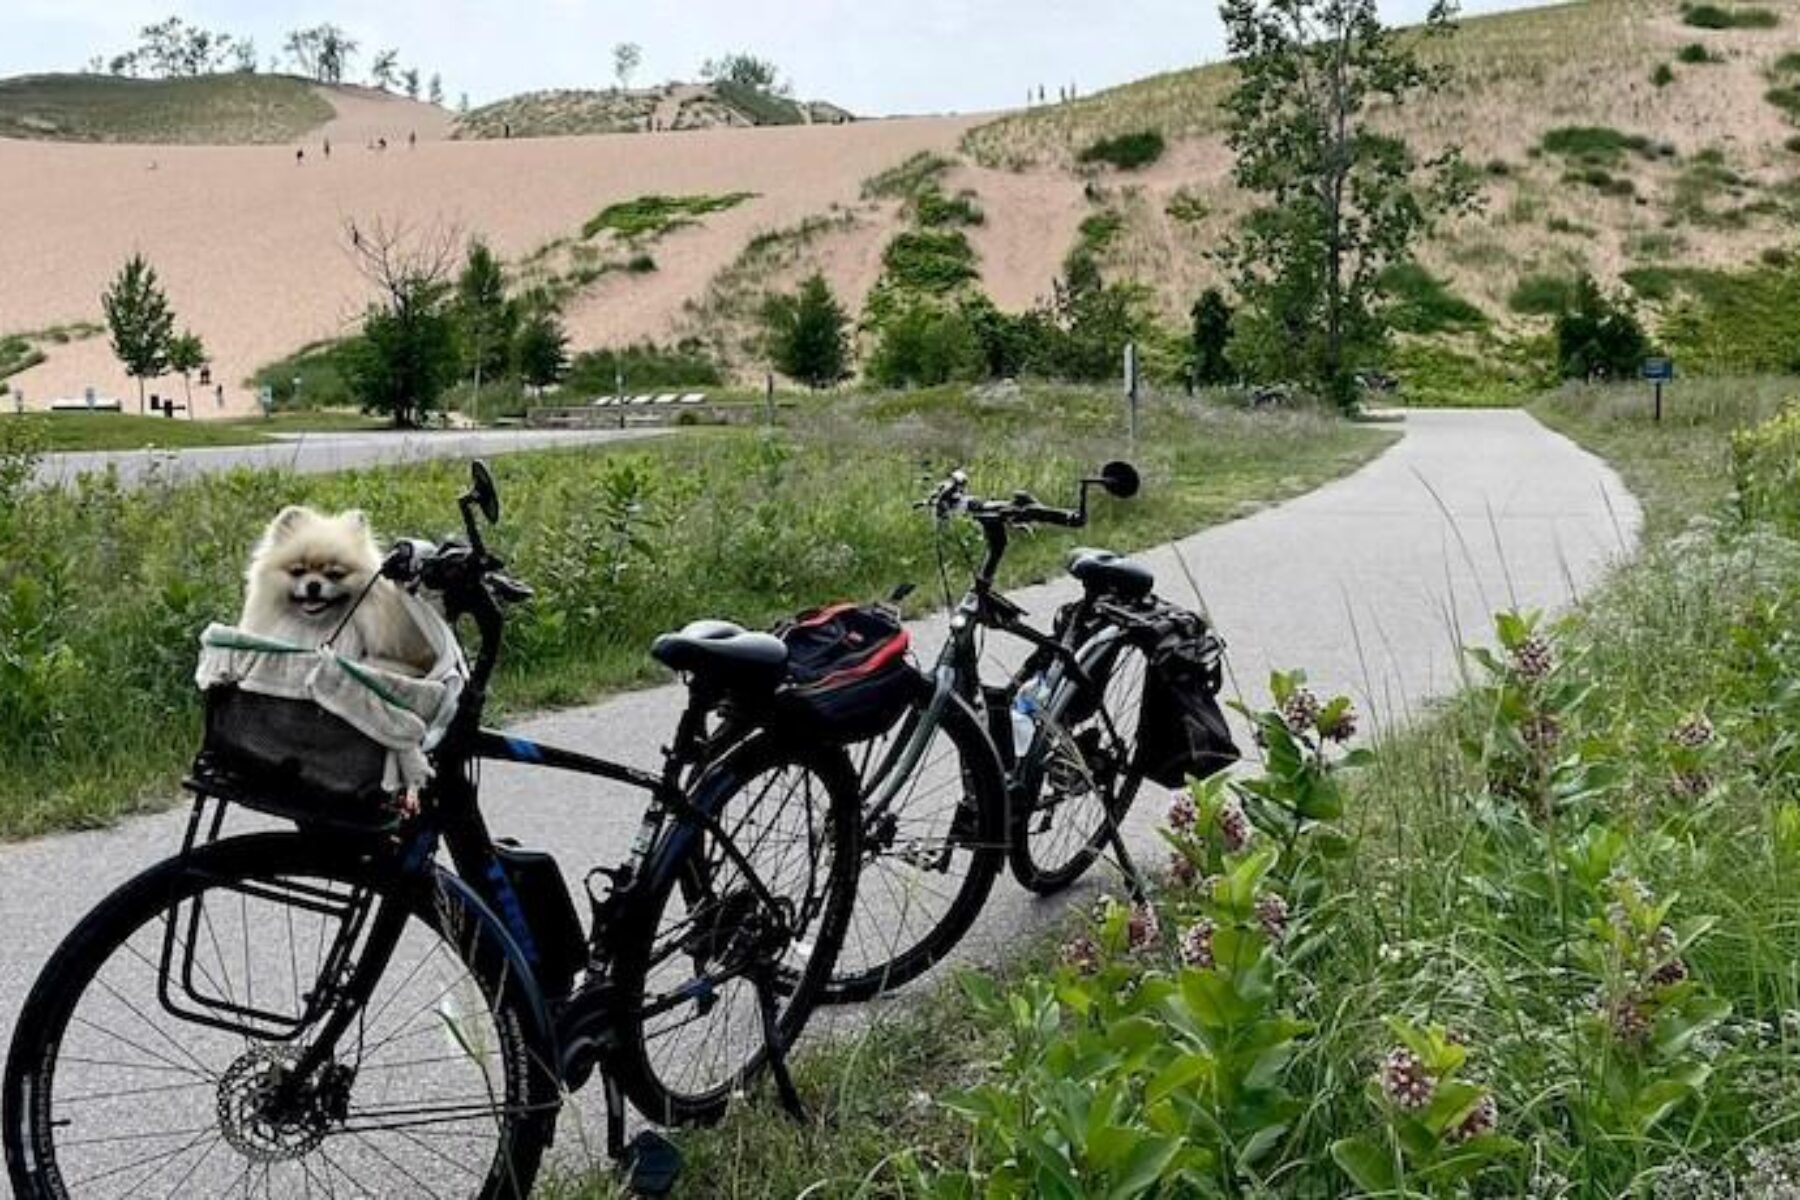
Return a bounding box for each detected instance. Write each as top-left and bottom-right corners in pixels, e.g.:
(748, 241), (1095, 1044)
(402, 67), (421, 100)
(132, 17), (233, 78)
(232, 39), (258, 73)
(342, 221), (462, 427)
(166, 329), (207, 414)
(455, 239), (518, 412)
(1219, 0), (1475, 407)
(868, 301), (982, 389)
(515, 306), (570, 390)
(286, 25), (357, 83)
(1191, 288), (1235, 385)
(428, 73), (445, 105)
(700, 52), (783, 93)
(370, 48), (400, 91)
(763, 274), (851, 389)
(101, 254), (175, 414)
(1555, 274), (1650, 382)
(614, 42), (643, 91)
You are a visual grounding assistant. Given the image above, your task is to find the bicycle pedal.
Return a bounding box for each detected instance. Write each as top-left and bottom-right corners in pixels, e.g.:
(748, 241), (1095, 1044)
(623, 1130), (682, 1196)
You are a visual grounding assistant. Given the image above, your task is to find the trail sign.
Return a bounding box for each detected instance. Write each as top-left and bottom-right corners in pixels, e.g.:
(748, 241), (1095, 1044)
(1642, 356), (1673, 422)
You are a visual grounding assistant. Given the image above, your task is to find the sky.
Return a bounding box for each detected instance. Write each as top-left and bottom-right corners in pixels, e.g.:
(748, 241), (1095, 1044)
(8, 0), (1555, 116)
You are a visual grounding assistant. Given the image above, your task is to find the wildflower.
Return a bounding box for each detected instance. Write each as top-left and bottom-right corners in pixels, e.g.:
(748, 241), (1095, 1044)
(1168, 852), (1197, 887)
(1319, 700), (1358, 743)
(1178, 919), (1216, 969)
(1256, 892), (1290, 944)
(1447, 1093), (1498, 1144)
(1670, 712), (1715, 749)
(1605, 992), (1653, 1045)
(1127, 902), (1160, 953)
(1650, 957), (1690, 988)
(1672, 769), (1713, 799)
(1061, 934), (1100, 975)
(1381, 1047), (1434, 1111)
(1167, 793), (1197, 831)
(1218, 796), (1253, 854)
(1511, 634), (1555, 682)
(1520, 712), (1561, 755)
(1281, 687), (1322, 735)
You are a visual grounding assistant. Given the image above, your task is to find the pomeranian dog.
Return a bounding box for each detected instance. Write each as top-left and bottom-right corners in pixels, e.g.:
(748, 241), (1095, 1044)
(240, 506), (436, 676)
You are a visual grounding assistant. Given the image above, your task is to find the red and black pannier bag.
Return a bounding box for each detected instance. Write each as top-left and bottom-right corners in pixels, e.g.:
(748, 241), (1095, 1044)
(771, 603), (920, 743)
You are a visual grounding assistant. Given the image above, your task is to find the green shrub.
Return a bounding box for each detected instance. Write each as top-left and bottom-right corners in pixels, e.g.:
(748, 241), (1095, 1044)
(1547, 215), (1597, 237)
(250, 337), (362, 409)
(1541, 125), (1652, 164)
(1077, 210), (1125, 254)
(1767, 86), (1800, 119)
(877, 229), (980, 295)
(1652, 62), (1677, 87)
(712, 80), (804, 126)
(867, 302), (983, 388)
(1731, 402), (1800, 527)
(580, 192), (756, 240)
(1774, 51), (1800, 73)
(1075, 129), (1166, 171)
(1164, 188), (1211, 223)
(0, 335), (46, 382)
(1682, 3), (1779, 28)
(912, 187), (984, 228)
(1554, 274), (1651, 380)
(1561, 166), (1636, 197)
(563, 340), (723, 392)
(1508, 273), (1577, 315)
(626, 253), (657, 274)
(1377, 262), (1488, 333)
(1677, 42), (1722, 63)
(861, 151), (954, 201)
(1787, 134), (1800, 153)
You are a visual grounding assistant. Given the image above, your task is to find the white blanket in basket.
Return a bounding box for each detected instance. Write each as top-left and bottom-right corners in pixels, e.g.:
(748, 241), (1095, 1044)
(194, 592), (467, 792)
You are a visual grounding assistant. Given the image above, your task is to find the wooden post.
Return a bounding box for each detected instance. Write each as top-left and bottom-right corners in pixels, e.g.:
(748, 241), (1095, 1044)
(1124, 342), (1140, 448)
(765, 373), (775, 428)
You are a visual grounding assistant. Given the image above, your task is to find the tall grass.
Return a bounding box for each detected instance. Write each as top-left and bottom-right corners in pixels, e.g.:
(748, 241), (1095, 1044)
(0, 389), (1389, 838)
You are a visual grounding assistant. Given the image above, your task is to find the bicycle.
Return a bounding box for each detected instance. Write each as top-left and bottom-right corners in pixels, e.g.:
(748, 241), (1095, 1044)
(820, 461), (1172, 1002)
(3, 461), (862, 1199)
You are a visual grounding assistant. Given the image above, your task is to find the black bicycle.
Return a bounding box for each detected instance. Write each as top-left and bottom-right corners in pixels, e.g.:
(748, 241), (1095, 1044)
(3, 462), (862, 1199)
(818, 462), (1171, 1003)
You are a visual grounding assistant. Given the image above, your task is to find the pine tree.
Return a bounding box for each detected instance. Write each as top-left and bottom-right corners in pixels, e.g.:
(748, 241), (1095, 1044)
(456, 239), (518, 413)
(764, 274), (851, 389)
(515, 307), (569, 390)
(101, 254), (175, 414)
(1190, 289), (1234, 386)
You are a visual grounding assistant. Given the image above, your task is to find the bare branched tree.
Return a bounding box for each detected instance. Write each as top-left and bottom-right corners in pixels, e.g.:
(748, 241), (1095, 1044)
(341, 219), (464, 427)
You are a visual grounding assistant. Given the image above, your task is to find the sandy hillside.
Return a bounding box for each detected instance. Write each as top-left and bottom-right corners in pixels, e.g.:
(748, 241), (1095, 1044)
(0, 108), (982, 414)
(314, 85), (453, 145)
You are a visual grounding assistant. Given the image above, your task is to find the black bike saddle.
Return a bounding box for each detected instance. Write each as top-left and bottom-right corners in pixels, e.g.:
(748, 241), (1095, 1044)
(650, 619), (789, 686)
(1066, 547), (1156, 600)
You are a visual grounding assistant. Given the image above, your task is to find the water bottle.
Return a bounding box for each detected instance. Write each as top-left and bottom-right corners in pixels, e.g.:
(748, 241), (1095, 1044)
(1011, 677), (1044, 757)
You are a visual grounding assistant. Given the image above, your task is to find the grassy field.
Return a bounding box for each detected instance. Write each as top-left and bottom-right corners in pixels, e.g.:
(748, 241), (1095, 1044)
(0, 387), (1391, 838)
(563, 376), (1800, 1197)
(0, 73), (334, 143)
(2, 412), (272, 451)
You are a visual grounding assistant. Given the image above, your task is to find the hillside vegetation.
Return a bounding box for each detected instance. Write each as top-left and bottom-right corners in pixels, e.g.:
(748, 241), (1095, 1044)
(0, 73), (335, 143)
(452, 82), (854, 139)
(955, 0), (1800, 339)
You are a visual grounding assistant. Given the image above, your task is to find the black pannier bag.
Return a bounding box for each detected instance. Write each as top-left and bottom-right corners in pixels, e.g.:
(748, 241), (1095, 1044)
(1133, 607), (1240, 787)
(771, 602), (920, 743)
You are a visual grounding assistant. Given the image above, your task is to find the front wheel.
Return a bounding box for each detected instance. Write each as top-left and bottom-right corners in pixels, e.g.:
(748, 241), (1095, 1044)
(3, 832), (560, 1200)
(1010, 637), (1150, 894)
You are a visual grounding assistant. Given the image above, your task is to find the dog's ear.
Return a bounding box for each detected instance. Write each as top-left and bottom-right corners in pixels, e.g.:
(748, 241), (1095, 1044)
(266, 506), (313, 537)
(340, 509), (371, 531)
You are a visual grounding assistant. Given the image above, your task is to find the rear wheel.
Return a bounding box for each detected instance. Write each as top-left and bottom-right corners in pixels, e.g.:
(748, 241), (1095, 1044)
(1010, 637), (1150, 894)
(605, 733), (860, 1126)
(3, 833), (560, 1200)
(822, 692), (1006, 1003)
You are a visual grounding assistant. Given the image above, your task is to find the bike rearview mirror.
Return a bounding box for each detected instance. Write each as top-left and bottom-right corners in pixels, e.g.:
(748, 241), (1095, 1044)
(469, 460), (501, 524)
(1098, 461), (1141, 499)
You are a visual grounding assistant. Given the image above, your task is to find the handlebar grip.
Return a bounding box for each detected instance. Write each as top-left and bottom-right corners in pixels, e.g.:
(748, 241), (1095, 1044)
(1019, 505), (1082, 528)
(381, 538), (435, 581)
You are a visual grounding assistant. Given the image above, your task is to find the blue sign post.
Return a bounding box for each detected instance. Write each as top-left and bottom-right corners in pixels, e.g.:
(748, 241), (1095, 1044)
(1641, 357), (1673, 422)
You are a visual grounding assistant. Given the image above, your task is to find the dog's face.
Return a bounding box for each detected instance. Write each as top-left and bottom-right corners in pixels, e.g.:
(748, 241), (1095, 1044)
(246, 507), (381, 625)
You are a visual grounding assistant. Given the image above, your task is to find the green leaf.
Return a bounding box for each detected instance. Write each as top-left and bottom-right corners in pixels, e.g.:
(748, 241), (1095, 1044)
(1146, 1051), (1212, 1106)
(1105, 1135), (1183, 1200)
(1331, 1135), (1399, 1195)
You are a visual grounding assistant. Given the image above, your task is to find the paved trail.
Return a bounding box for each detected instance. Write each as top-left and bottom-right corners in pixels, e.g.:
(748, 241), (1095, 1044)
(0, 408), (1639, 1172)
(31, 426), (667, 487)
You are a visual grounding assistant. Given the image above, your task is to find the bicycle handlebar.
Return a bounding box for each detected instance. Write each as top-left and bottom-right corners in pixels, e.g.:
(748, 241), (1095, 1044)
(918, 472), (1085, 530)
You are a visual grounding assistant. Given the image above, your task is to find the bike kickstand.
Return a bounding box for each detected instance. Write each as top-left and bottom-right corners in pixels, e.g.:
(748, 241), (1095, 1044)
(606, 1068), (683, 1197)
(754, 969), (808, 1123)
(1106, 819), (1152, 905)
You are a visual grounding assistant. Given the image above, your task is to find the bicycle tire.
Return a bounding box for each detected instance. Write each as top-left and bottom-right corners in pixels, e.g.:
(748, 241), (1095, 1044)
(820, 691), (1007, 1004)
(3, 832), (560, 1200)
(605, 732), (861, 1126)
(1010, 636), (1151, 894)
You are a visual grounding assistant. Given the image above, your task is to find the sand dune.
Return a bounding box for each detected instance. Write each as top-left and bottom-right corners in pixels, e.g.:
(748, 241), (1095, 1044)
(0, 111), (983, 414)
